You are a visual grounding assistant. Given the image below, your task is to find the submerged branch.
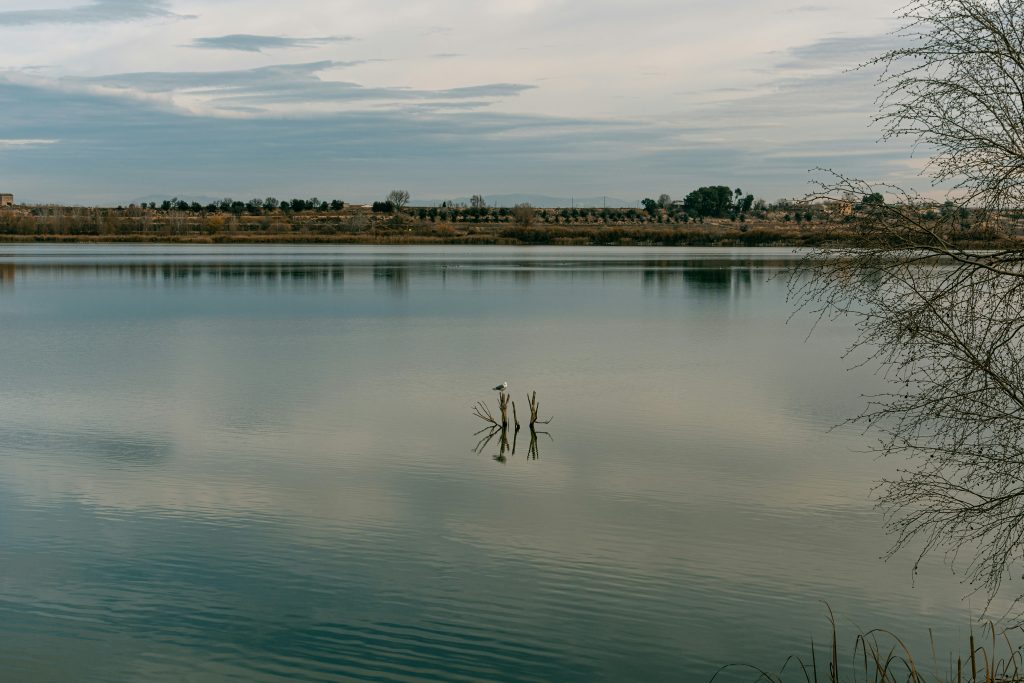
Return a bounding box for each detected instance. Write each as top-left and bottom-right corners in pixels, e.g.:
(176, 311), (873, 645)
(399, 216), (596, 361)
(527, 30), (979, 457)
(472, 389), (554, 464)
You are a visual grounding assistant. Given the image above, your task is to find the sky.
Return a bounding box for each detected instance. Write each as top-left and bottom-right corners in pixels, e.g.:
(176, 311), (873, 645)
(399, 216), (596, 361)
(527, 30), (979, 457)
(0, 0), (926, 205)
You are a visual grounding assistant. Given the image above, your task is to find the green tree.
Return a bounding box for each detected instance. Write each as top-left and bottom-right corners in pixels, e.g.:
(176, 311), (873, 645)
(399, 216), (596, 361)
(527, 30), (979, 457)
(682, 186), (734, 218)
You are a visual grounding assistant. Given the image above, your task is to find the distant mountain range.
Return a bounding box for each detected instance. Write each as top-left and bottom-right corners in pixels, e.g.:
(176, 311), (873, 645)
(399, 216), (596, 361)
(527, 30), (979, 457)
(129, 194), (225, 206)
(125, 193), (640, 209)
(414, 194), (639, 209)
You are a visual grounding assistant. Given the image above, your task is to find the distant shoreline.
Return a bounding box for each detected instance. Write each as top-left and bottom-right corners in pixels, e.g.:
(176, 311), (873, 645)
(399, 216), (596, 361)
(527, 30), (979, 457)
(0, 204), (1016, 249)
(0, 229), (825, 247)
(0, 229), (1014, 249)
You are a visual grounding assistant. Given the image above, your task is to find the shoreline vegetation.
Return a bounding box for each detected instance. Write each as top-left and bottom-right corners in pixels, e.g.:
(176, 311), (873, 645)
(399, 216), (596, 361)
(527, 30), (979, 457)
(720, 610), (1024, 683)
(720, 609), (1024, 683)
(0, 189), (1017, 247)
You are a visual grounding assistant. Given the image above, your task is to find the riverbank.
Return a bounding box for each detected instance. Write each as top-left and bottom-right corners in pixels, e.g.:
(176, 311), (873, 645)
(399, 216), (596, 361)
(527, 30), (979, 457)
(0, 225), (840, 247)
(2, 203), (1016, 247)
(2, 227), (1016, 249)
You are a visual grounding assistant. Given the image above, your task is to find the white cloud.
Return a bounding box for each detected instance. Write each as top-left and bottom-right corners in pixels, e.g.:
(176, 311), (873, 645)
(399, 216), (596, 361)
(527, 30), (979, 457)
(0, 0), (924, 202)
(0, 139), (59, 147)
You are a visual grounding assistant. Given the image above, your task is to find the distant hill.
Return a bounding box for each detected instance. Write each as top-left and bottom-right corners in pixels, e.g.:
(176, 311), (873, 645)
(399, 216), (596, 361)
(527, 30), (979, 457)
(123, 193), (639, 209)
(129, 194), (224, 207)
(412, 194), (638, 209)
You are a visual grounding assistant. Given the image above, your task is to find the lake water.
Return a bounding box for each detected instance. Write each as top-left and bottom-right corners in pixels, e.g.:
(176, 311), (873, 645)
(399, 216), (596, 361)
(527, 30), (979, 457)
(0, 246), (999, 682)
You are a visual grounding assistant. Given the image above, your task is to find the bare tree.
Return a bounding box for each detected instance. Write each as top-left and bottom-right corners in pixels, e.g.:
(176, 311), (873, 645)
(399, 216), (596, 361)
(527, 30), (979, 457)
(511, 203), (536, 228)
(470, 194), (487, 209)
(794, 177), (1024, 604)
(794, 0), (1024, 608)
(868, 0), (1024, 212)
(386, 189), (410, 211)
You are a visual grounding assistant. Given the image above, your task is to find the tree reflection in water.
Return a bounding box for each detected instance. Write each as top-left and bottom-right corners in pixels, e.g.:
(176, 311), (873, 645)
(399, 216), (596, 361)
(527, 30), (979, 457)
(793, 187), (1024, 613)
(473, 424), (552, 464)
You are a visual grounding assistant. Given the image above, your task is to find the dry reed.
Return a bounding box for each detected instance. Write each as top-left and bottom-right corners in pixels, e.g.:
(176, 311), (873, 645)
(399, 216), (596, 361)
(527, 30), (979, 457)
(715, 607), (1024, 682)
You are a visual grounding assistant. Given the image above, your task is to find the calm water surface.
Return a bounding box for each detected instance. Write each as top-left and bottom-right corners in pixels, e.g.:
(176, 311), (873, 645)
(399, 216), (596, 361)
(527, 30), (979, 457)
(0, 246), (995, 681)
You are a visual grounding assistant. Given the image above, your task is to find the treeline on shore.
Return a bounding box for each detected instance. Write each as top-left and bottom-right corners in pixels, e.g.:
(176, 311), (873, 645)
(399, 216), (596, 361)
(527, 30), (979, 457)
(0, 201), (849, 246)
(0, 185), (830, 232)
(0, 184), (1013, 246)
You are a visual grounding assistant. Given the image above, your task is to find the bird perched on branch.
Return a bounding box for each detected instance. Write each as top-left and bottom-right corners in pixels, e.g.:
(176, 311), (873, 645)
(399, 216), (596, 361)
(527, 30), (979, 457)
(493, 381), (508, 392)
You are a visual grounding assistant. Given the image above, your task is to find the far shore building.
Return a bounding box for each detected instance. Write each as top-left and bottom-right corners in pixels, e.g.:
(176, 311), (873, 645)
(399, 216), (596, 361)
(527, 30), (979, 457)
(0, 193), (12, 207)
(822, 200), (853, 218)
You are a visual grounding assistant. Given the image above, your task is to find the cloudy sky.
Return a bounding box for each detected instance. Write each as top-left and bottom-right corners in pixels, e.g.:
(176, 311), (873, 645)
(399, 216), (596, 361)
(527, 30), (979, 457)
(0, 0), (920, 204)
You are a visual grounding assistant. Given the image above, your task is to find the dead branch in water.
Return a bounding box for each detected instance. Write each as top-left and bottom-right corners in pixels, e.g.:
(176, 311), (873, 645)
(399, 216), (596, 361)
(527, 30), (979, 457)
(527, 391), (553, 427)
(498, 391), (510, 429)
(472, 389), (554, 464)
(472, 400), (500, 427)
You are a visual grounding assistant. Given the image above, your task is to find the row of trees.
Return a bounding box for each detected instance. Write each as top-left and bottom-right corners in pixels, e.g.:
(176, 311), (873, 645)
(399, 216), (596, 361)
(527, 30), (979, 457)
(124, 187), (829, 225)
(393, 204), (801, 226)
(382, 187), (787, 224)
(133, 197), (347, 216)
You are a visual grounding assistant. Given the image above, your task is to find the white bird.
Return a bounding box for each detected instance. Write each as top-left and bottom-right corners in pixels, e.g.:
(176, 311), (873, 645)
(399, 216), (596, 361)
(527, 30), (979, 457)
(493, 381), (508, 391)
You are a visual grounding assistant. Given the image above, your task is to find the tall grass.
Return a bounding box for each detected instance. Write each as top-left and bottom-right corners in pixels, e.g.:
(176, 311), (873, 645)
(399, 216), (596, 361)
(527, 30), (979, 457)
(715, 608), (1024, 682)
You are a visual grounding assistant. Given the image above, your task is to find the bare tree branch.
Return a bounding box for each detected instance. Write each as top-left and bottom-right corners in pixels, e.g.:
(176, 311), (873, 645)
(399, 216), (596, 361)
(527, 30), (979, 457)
(795, 0), (1024, 610)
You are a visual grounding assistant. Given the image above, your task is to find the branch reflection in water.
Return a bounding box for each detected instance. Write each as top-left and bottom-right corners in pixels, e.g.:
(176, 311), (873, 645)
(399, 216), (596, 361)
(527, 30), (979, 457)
(791, 184), (1024, 613)
(472, 390), (553, 464)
